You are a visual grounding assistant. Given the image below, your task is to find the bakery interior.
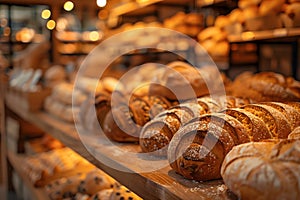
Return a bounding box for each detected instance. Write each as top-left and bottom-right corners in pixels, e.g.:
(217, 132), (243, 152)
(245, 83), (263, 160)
(0, 0), (300, 199)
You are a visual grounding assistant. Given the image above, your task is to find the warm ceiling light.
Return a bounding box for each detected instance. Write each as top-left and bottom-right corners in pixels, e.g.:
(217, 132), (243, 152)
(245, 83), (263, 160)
(97, 0), (107, 7)
(64, 1), (74, 11)
(47, 20), (56, 30)
(41, 9), (51, 19)
(89, 31), (101, 41)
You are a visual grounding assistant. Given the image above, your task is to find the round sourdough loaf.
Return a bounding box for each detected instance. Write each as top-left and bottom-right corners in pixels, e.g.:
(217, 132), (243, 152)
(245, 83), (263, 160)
(221, 139), (300, 200)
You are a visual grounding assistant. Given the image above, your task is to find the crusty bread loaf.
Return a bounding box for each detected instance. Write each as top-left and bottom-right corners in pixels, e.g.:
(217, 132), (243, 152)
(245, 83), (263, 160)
(229, 71), (300, 102)
(139, 96), (251, 156)
(168, 102), (300, 181)
(148, 61), (225, 101)
(103, 95), (171, 142)
(221, 139), (300, 200)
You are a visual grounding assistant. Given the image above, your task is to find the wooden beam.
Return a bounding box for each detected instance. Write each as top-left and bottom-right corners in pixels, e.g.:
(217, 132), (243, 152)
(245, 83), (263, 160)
(0, 0), (98, 7)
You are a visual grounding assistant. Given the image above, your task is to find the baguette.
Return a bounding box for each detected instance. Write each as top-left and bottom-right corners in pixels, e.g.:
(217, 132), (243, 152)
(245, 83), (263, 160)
(139, 96), (251, 156)
(221, 139), (300, 200)
(168, 102), (300, 181)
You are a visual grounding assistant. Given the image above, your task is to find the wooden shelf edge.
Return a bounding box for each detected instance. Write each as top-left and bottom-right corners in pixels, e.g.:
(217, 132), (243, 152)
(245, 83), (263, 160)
(228, 28), (300, 43)
(7, 151), (50, 200)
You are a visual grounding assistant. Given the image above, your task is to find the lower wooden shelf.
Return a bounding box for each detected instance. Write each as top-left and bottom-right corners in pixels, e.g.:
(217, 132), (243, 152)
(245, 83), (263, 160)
(5, 94), (234, 200)
(7, 150), (50, 200)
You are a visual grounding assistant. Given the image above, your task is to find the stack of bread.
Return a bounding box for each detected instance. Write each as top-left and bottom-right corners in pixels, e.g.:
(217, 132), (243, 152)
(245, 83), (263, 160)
(197, 22), (229, 57)
(45, 168), (142, 200)
(44, 82), (85, 123)
(22, 147), (92, 187)
(163, 12), (204, 37)
(238, 0), (284, 31)
(281, 0), (300, 28)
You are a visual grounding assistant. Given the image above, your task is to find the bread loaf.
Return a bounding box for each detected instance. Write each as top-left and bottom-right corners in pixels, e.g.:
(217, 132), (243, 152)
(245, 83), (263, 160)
(148, 61), (225, 101)
(168, 102), (300, 181)
(78, 169), (115, 195)
(229, 71), (300, 102)
(103, 95), (171, 142)
(139, 96), (251, 156)
(88, 183), (142, 200)
(221, 139), (300, 200)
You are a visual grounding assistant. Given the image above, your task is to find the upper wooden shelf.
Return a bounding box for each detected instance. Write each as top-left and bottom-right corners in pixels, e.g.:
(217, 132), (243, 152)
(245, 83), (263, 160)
(228, 28), (300, 43)
(109, 0), (194, 17)
(5, 92), (234, 200)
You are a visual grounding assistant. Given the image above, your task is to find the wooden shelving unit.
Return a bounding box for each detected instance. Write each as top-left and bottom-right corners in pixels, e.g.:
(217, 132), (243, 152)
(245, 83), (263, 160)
(4, 93), (233, 200)
(227, 28), (300, 79)
(7, 150), (50, 200)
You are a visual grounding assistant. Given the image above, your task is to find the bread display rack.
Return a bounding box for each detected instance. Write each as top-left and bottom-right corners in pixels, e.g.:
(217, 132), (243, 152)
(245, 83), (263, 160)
(3, 92), (233, 200)
(228, 28), (300, 79)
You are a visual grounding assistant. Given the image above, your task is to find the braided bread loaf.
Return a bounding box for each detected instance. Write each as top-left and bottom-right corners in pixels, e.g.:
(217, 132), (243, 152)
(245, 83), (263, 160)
(221, 139), (300, 200)
(229, 71), (300, 102)
(168, 102), (300, 181)
(139, 96), (251, 156)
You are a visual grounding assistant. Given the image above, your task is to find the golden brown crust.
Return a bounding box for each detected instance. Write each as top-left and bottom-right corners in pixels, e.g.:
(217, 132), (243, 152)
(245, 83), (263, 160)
(230, 71), (300, 102)
(221, 139), (300, 200)
(288, 126), (300, 139)
(168, 101), (299, 181)
(148, 61), (224, 101)
(241, 104), (291, 139)
(140, 96), (252, 156)
(103, 108), (140, 143)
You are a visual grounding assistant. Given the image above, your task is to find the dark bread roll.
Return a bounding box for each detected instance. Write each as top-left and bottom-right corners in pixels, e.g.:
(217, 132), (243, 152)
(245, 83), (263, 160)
(168, 102), (300, 181)
(95, 91), (112, 128)
(103, 95), (171, 143)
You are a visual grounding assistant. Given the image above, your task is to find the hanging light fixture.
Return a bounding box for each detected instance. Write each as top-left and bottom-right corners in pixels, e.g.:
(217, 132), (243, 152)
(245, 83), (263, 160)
(96, 0), (107, 8)
(41, 9), (51, 19)
(64, 1), (74, 11)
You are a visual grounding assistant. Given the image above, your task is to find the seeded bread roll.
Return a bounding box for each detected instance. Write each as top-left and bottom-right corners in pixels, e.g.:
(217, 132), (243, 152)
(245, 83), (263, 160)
(168, 102), (300, 181)
(221, 139), (300, 200)
(140, 96), (251, 156)
(78, 169), (115, 196)
(229, 71), (300, 102)
(110, 184), (142, 200)
(45, 173), (86, 200)
(89, 189), (113, 200)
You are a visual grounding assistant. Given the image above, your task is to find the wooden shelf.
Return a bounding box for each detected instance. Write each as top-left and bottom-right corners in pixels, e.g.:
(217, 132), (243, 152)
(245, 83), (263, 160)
(7, 151), (50, 200)
(5, 94), (233, 200)
(228, 28), (300, 43)
(109, 0), (193, 17)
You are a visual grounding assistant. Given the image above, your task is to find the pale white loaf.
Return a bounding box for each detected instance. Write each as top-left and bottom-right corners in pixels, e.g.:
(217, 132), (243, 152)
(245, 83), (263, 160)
(221, 140), (300, 200)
